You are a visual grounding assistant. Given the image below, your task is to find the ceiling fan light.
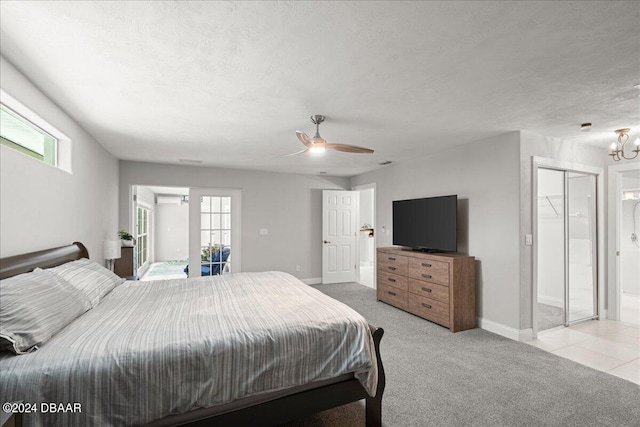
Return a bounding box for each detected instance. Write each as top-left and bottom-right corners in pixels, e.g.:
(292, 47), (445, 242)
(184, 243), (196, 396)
(309, 145), (326, 154)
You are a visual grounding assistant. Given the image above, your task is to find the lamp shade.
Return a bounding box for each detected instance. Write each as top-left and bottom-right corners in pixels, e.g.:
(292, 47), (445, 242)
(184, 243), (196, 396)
(103, 240), (121, 260)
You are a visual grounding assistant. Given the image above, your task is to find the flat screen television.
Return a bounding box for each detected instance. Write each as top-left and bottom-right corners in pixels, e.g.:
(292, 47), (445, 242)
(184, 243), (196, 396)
(392, 195), (457, 252)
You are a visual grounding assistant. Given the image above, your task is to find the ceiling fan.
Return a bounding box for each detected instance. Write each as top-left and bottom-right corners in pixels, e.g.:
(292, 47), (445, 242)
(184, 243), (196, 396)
(284, 115), (374, 156)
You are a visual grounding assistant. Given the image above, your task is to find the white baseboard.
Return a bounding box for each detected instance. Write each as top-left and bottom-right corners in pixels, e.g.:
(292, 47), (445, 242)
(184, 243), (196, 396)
(477, 317), (533, 342)
(301, 277), (322, 285)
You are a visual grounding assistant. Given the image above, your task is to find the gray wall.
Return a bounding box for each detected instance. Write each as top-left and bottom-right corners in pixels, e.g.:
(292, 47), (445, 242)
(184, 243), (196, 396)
(350, 132), (522, 331)
(119, 161), (349, 280)
(0, 56), (119, 260)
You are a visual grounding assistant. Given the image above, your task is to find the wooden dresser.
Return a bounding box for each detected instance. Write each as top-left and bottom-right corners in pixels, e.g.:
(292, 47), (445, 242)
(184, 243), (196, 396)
(114, 246), (138, 280)
(376, 247), (476, 332)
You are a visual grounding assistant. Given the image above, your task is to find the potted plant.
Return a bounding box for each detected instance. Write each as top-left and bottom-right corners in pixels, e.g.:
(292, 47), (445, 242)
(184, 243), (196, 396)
(118, 230), (134, 247)
(201, 246), (220, 261)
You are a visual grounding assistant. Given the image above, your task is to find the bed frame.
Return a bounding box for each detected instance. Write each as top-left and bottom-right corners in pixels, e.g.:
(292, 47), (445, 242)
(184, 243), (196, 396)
(0, 242), (386, 427)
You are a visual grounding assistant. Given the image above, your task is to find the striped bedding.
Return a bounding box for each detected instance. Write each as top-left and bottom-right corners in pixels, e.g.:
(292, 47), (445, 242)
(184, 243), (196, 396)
(0, 271), (377, 426)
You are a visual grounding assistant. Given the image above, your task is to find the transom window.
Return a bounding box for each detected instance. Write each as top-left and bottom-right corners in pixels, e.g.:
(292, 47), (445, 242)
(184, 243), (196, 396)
(0, 103), (57, 166)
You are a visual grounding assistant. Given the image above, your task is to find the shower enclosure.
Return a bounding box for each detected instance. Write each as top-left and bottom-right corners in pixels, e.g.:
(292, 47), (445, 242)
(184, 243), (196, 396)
(537, 168), (598, 331)
(619, 172), (640, 325)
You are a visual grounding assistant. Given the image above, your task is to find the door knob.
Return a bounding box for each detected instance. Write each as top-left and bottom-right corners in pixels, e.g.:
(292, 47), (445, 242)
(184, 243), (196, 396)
(323, 240), (331, 244)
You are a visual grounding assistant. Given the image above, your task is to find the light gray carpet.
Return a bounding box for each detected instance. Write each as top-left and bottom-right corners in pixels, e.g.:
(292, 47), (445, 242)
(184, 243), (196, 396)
(284, 283), (640, 427)
(537, 302), (565, 332)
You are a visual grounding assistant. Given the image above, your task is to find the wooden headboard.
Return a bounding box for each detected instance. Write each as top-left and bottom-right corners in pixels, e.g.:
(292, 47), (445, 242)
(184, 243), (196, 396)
(0, 242), (89, 280)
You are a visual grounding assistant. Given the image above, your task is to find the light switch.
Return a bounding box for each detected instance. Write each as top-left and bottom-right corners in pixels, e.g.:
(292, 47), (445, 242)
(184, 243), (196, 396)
(525, 234), (533, 246)
(259, 228), (269, 235)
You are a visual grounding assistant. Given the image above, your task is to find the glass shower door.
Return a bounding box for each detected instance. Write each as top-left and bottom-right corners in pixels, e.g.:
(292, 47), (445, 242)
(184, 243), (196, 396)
(567, 172), (598, 323)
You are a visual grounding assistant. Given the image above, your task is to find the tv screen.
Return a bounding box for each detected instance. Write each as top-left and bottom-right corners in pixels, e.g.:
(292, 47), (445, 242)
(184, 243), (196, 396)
(392, 195), (457, 252)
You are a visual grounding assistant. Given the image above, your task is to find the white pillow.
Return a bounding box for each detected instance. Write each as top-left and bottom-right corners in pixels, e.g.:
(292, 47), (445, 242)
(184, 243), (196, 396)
(47, 258), (125, 308)
(0, 269), (91, 354)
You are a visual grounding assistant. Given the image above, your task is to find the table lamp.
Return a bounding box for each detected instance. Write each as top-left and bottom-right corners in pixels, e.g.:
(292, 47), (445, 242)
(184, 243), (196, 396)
(103, 240), (121, 272)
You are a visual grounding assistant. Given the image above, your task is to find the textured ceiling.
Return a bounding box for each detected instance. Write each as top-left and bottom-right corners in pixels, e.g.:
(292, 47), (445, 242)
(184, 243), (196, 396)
(0, 1), (639, 176)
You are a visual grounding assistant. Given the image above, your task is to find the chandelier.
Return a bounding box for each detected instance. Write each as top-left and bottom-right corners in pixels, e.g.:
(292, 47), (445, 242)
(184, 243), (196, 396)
(609, 128), (639, 161)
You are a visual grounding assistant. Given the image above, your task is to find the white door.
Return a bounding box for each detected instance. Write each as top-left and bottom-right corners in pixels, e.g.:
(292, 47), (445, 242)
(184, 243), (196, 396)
(322, 190), (357, 284)
(188, 188), (241, 278)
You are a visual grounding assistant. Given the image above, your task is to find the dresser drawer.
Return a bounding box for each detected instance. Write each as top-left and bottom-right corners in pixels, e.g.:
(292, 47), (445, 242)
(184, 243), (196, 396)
(377, 282), (408, 309)
(377, 253), (409, 276)
(408, 278), (449, 304)
(378, 270), (408, 291)
(408, 257), (449, 286)
(407, 294), (450, 327)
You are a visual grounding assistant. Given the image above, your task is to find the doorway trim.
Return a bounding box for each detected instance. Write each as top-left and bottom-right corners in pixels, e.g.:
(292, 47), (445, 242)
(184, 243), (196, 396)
(352, 182), (377, 288)
(531, 156), (605, 339)
(607, 162), (640, 322)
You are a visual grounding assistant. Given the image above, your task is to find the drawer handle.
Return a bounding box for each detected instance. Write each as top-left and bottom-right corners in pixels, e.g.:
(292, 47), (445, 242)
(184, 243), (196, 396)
(388, 291), (397, 296)
(388, 278), (396, 283)
(421, 287), (432, 293)
(422, 274), (432, 279)
(388, 267), (397, 271)
(421, 303), (432, 309)
(388, 257), (396, 261)
(421, 263), (432, 267)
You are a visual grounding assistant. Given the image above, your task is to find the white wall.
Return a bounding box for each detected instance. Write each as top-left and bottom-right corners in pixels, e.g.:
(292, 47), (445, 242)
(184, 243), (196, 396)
(350, 132), (522, 333)
(0, 56), (119, 261)
(154, 203), (189, 262)
(119, 161), (349, 281)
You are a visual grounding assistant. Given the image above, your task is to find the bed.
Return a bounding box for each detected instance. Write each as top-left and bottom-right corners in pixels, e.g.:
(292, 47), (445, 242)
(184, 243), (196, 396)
(0, 242), (385, 427)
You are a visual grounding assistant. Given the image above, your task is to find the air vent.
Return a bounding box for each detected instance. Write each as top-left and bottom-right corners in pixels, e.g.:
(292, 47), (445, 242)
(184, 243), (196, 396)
(378, 160), (392, 165)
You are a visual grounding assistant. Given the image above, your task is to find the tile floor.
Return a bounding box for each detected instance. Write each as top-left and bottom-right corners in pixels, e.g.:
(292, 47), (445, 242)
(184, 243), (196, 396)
(526, 319), (640, 385)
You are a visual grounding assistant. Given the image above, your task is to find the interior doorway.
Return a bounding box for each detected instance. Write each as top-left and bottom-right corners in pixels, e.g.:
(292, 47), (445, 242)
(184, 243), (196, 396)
(133, 185), (189, 281)
(321, 190), (357, 284)
(354, 184), (376, 288)
(609, 165), (640, 327)
(533, 159), (603, 336)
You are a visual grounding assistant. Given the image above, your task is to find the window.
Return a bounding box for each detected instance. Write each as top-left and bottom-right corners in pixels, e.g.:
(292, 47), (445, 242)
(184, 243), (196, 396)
(0, 103), (57, 165)
(137, 206), (149, 269)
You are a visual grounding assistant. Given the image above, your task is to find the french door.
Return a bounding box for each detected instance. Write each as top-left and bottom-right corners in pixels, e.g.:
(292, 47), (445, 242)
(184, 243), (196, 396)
(188, 188), (241, 278)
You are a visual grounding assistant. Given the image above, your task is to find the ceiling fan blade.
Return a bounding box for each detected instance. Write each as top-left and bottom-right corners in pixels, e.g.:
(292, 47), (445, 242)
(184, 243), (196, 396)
(296, 131), (313, 147)
(326, 143), (374, 154)
(280, 148), (309, 157)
